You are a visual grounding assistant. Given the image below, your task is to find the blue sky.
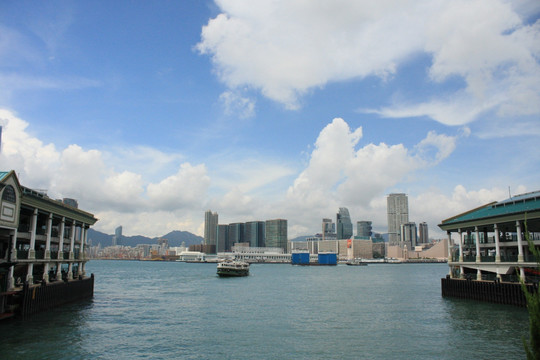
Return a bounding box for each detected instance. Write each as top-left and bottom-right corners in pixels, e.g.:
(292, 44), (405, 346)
(1, 0), (539, 239)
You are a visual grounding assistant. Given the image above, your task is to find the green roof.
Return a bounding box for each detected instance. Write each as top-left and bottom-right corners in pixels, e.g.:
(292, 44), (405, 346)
(0, 171), (10, 181)
(440, 191), (540, 230)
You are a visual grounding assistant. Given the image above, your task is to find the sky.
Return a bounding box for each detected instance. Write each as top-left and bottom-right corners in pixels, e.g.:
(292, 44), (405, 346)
(0, 0), (539, 240)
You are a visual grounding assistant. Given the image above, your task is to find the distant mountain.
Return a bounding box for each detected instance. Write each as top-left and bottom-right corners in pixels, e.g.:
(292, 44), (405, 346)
(87, 228), (203, 248)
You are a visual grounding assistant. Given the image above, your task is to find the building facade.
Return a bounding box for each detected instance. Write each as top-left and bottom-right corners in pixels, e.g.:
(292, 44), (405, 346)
(418, 222), (429, 244)
(245, 221), (265, 248)
(204, 210), (218, 247)
(400, 222), (417, 250)
(357, 221), (372, 237)
(336, 207), (353, 240)
(265, 219), (287, 253)
(387, 193), (409, 246)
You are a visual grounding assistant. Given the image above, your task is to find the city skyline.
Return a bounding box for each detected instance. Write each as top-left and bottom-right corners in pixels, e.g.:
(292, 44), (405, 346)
(0, 1), (538, 239)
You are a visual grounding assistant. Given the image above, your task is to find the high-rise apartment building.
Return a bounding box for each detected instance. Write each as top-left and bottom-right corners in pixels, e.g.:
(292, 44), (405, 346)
(387, 193), (409, 246)
(265, 219), (287, 252)
(418, 222), (429, 244)
(357, 221), (372, 238)
(204, 210), (218, 246)
(336, 207), (353, 240)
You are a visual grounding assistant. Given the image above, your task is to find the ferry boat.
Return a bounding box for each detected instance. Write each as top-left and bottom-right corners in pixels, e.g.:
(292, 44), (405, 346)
(216, 260), (250, 277)
(346, 259), (368, 266)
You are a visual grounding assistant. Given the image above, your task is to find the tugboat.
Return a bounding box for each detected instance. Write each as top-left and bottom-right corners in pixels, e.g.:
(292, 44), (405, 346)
(216, 260), (250, 277)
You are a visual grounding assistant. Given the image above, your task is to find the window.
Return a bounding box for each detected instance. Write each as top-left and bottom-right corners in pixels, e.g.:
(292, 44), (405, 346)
(2, 185), (16, 203)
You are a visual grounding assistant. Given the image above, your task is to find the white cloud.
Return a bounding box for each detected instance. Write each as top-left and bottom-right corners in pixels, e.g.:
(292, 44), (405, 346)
(219, 90), (255, 118)
(283, 118), (462, 236)
(199, 0), (540, 131)
(0, 109), (211, 236)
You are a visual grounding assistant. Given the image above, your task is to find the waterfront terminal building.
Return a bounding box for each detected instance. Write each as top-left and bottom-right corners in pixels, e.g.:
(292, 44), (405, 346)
(439, 190), (540, 306)
(0, 170), (98, 319)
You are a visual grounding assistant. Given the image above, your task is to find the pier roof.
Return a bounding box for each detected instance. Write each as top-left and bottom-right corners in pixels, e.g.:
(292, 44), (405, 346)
(439, 191), (540, 233)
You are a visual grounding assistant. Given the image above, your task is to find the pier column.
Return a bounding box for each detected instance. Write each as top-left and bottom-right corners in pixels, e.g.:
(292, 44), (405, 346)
(77, 225), (86, 276)
(475, 227), (481, 263)
(28, 208), (38, 259)
(42, 213), (53, 283)
(477, 268), (482, 281)
(68, 220), (76, 280)
(516, 221), (524, 263)
(494, 223), (501, 263)
(458, 229), (464, 278)
(56, 218), (65, 280)
(8, 229), (17, 290)
(458, 229), (464, 262)
(447, 231), (453, 277)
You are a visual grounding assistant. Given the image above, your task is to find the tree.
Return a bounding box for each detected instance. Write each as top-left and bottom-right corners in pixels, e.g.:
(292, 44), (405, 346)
(521, 220), (540, 360)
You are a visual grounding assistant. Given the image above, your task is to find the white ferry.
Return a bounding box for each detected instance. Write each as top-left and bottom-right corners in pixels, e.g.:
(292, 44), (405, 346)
(216, 260), (250, 277)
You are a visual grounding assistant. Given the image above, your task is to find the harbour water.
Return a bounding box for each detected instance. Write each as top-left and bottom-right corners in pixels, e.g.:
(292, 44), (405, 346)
(0, 260), (530, 359)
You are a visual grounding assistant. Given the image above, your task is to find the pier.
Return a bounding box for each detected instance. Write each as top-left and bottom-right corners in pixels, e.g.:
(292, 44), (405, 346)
(439, 190), (540, 306)
(0, 170), (98, 319)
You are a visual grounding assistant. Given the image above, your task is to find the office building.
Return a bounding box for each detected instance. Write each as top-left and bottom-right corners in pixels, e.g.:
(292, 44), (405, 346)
(387, 193), (409, 246)
(245, 221), (265, 248)
(112, 226), (122, 246)
(216, 224), (229, 253)
(322, 218), (336, 240)
(336, 207), (353, 240)
(265, 219), (287, 253)
(357, 221), (372, 238)
(204, 210), (218, 247)
(418, 222), (429, 244)
(227, 223), (245, 250)
(400, 222), (417, 250)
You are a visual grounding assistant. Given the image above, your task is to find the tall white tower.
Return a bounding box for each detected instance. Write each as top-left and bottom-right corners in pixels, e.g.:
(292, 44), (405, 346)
(387, 193), (409, 246)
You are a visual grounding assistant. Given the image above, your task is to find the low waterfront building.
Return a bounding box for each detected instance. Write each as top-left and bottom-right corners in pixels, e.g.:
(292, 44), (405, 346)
(438, 190), (540, 306)
(0, 170), (98, 319)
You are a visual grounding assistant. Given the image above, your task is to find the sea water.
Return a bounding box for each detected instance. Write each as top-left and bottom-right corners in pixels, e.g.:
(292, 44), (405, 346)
(0, 260), (529, 359)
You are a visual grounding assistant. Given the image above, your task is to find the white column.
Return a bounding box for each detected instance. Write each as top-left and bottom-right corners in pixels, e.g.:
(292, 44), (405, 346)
(8, 229), (17, 290)
(475, 226), (481, 263)
(458, 229), (464, 278)
(447, 232), (453, 277)
(494, 223), (501, 263)
(68, 221), (76, 280)
(458, 229), (464, 262)
(56, 217), (65, 280)
(28, 208), (38, 259)
(516, 221), (524, 262)
(42, 213), (53, 283)
(78, 225), (86, 276)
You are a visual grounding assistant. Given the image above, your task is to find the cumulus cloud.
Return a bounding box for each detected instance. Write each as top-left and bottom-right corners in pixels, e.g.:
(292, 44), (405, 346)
(198, 0), (540, 131)
(282, 118), (464, 235)
(0, 109), (211, 236)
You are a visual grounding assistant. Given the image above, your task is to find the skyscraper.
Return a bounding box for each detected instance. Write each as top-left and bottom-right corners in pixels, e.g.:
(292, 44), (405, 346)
(357, 221), (372, 238)
(265, 219), (287, 252)
(112, 226), (123, 246)
(400, 222), (417, 250)
(336, 207), (353, 240)
(322, 218), (336, 240)
(245, 221), (265, 247)
(418, 222), (429, 244)
(204, 210), (218, 246)
(387, 193), (409, 246)
(216, 224), (228, 253)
